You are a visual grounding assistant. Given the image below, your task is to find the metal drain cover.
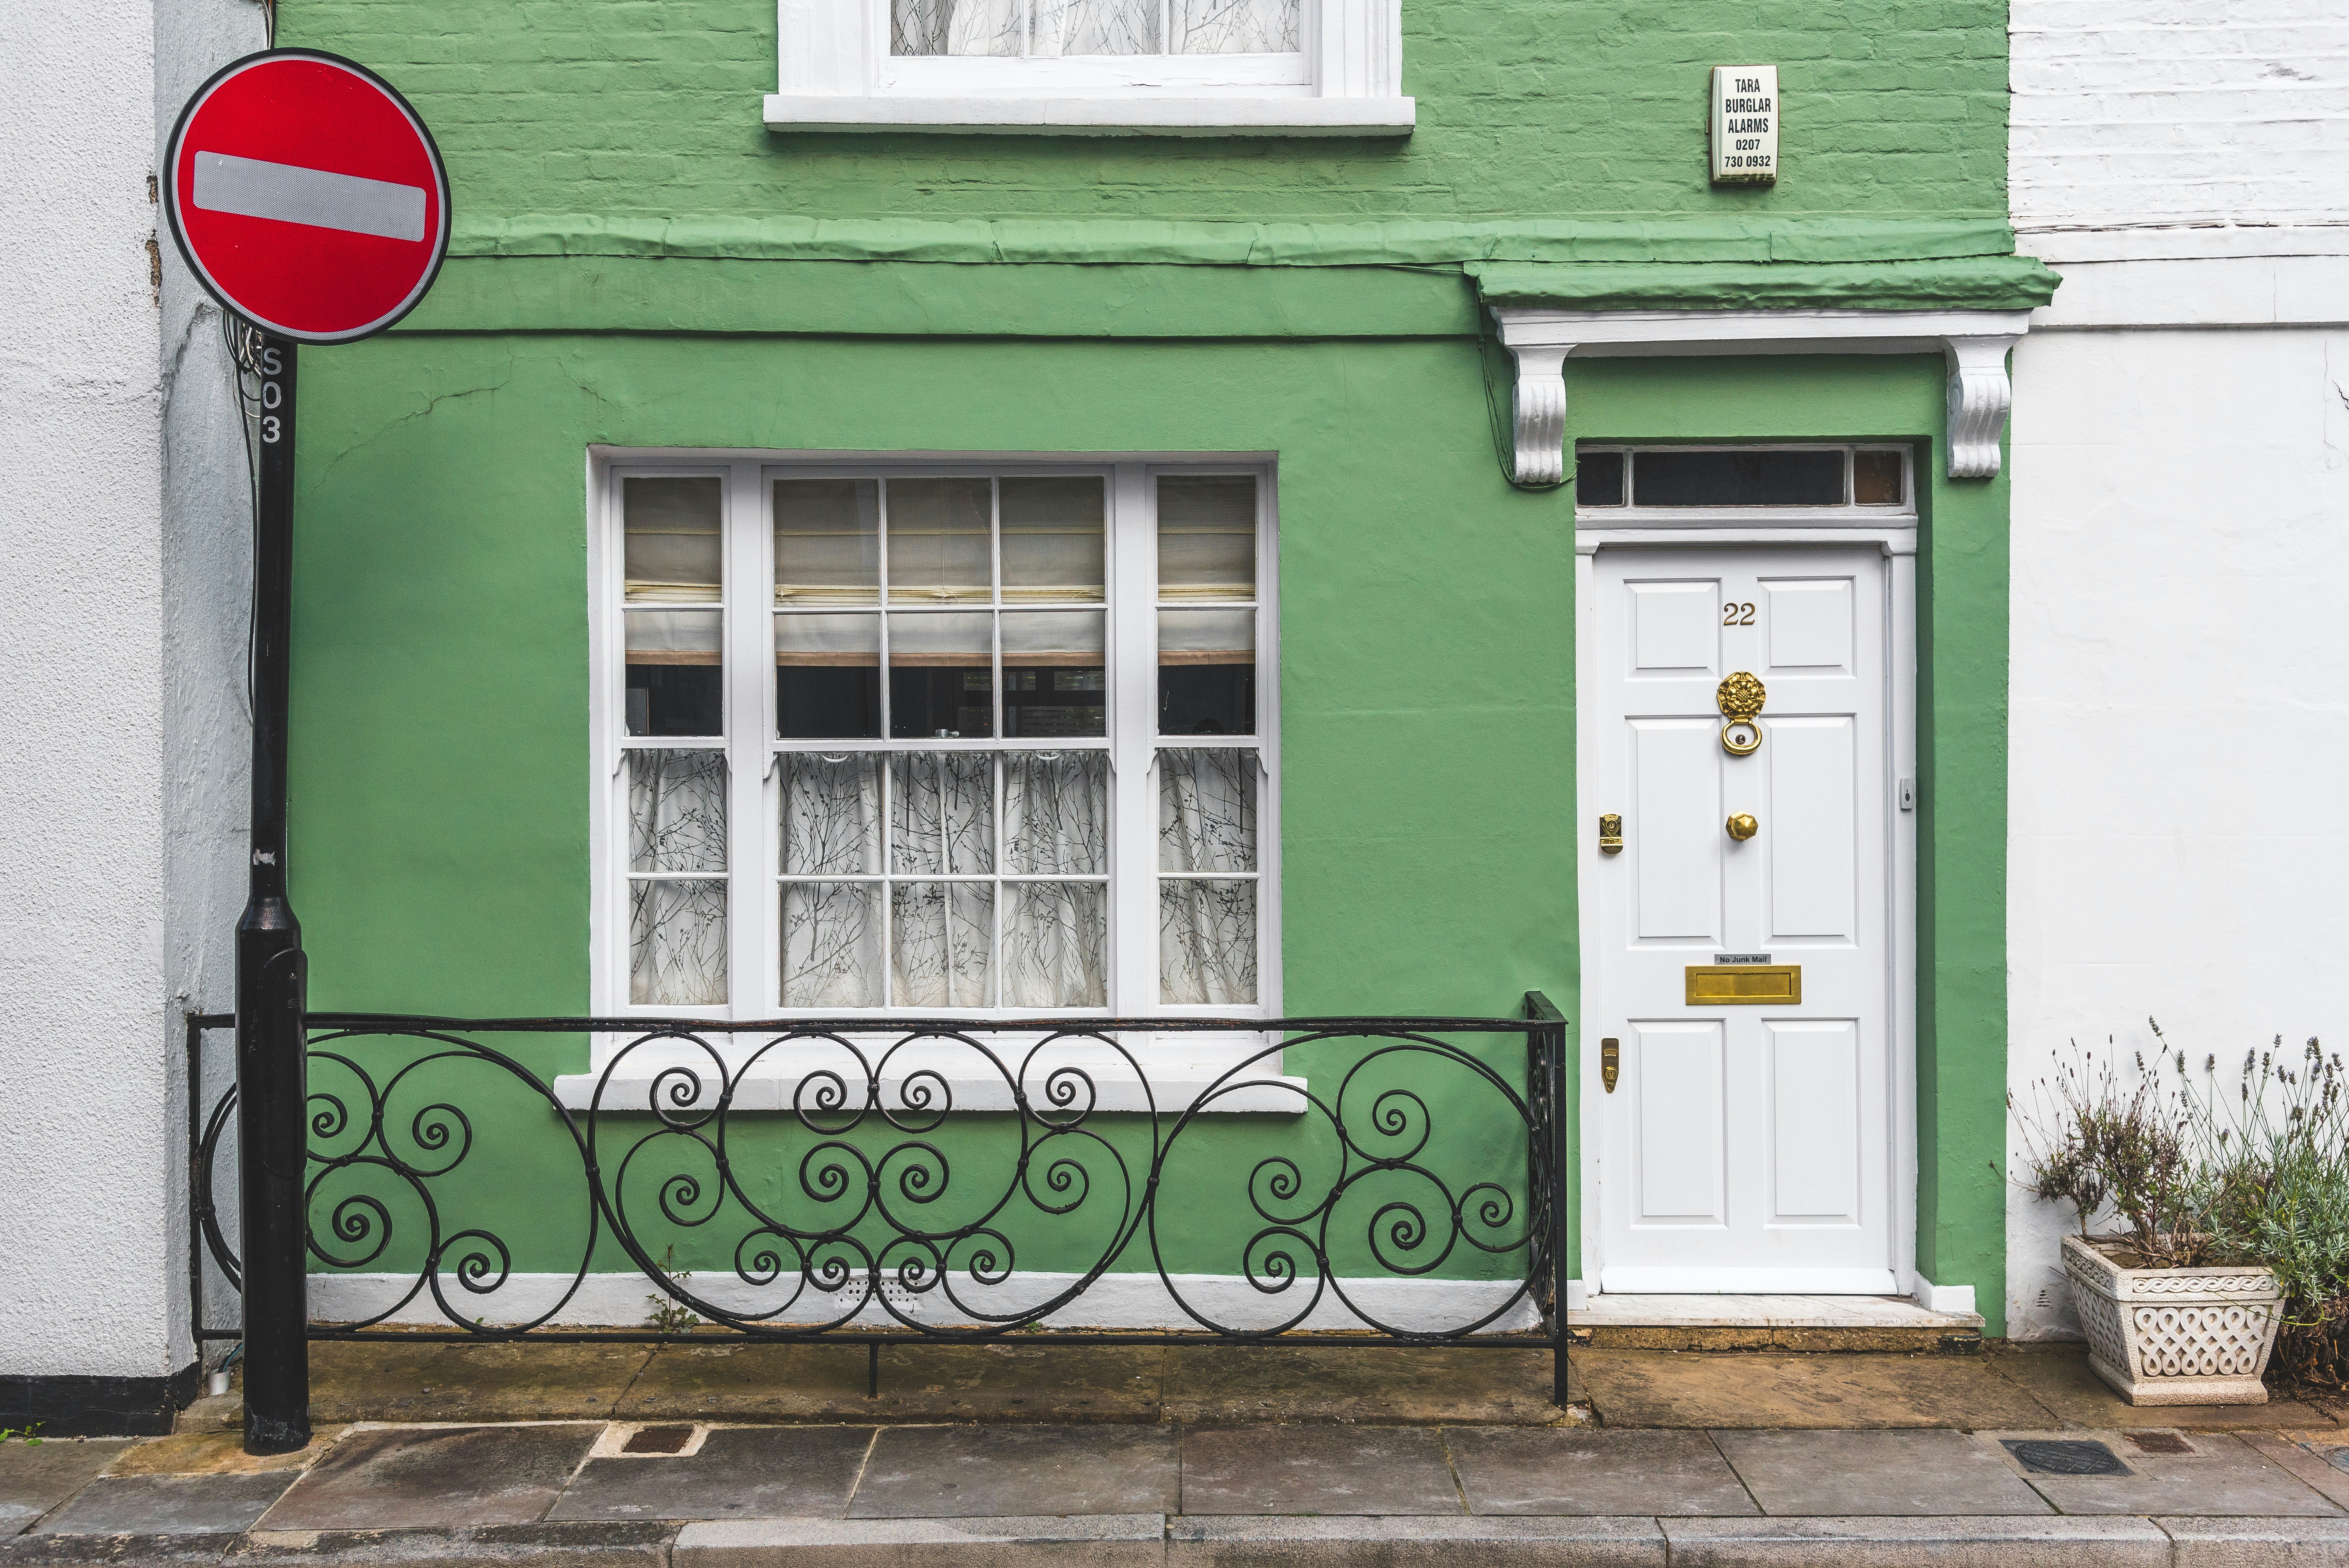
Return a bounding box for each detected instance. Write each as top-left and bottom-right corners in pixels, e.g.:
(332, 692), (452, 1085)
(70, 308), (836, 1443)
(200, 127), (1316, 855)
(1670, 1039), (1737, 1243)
(2003, 1438), (2132, 1476)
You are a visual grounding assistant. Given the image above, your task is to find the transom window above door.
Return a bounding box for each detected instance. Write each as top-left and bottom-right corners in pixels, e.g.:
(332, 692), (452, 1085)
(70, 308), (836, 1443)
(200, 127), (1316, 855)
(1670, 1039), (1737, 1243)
(1575, 445), (1916, 519)
(593, 457), (1279, 1022)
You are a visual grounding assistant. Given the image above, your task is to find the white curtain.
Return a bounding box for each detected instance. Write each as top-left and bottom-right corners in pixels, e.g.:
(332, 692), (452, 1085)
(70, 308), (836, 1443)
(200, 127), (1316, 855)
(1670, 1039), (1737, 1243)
(1158, 748), (1257, 1005)
(1004, 752), (1109, 1007)
(781, 755), (884, 1007)
(894, 0), (1293, 55)
(777, 750), (1108, 1009)
(628, 750), (728, 1006)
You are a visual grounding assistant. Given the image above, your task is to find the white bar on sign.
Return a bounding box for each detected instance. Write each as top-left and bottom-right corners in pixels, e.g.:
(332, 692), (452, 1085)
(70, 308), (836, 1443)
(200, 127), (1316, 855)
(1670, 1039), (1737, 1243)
(191, 150), (427, 242)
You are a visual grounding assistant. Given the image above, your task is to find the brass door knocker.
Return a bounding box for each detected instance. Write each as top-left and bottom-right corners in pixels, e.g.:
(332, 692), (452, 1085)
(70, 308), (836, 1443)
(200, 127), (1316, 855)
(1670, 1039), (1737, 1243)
(1717, 671), (1766, 755)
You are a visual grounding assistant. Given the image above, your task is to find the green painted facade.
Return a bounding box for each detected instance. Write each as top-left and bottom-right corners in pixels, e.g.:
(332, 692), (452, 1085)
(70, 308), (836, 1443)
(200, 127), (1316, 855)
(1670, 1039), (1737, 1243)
(282, 0), (2042, 1328)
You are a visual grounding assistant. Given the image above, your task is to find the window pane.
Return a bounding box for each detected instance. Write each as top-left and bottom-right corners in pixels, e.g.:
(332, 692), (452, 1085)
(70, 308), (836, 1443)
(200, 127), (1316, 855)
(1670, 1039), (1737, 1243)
(1631, 449), (1845, 507)
(889, 611), (994, 739)
(891, 882), (995, 1007)
(1172, 0), (1297, 52)
(1855, 449), (1905, 506)
(629, 750), (727, 873)
(1001, 477), (1105, 603)
(1158, 608), (1254, 736)
(775, 479), (880, 605)
(777, 613), (881, 739)
(886, 478), (992, 602)
(893, 0), (1020, 55)
(1006, 751), (1108, 874)
(624, 477), (722, 602)
(1003, 610), (1106, 738)
(1159, 880), (1256, 1005)
(1577, 450), (1626, 507)
(781, 753), (881, 875)
(1158, 475), (1256, 600)
(1159, 748), (1255, 872)
(1004, 883), (1107, 1007)
(782, 882), (883, 1007)
(630, 880), (727, 1006)
(1033, 0), (1158, 54)
(889, 751), (995, 875)
(626, 609), (724, 737)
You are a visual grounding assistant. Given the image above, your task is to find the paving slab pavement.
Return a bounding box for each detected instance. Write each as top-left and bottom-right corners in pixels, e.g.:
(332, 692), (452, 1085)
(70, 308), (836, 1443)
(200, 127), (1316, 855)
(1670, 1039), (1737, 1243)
(849, 1424), (1178, 1519)
(1709, 1429), (2054, 1516)
(1163, 1345), (1572, 1426)
(31, 1474), (295, 1536)
(105, 1427), (339, 1477)
(549, 1426), (876, 1521)
(1176, 1425), (1461, 1516)
(257, 1423), (603, 1531)
(0, 1444), (129, 1535)
(308, 1341), (654, 1424)
(1443, 1427), (1757, 1516)
(610, 1342), (873, 1424)
(1571, 1348), (2055, 1430)
(1657, 1514), (2173, 1567)
(1986, 1429), (2345, 1516)
(1166, 1514), (1667, 1566)
(1984, 1343), (2339, 1431)
(874, 1345), (1166, 1422)
(2246, 1431), (2349, 1510)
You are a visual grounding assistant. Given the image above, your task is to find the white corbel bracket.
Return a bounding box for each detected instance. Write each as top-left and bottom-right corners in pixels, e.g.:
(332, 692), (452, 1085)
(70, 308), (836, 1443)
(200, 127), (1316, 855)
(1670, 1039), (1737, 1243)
(1941, 335), (2021, 480)
(1491, 308), (2031, 485)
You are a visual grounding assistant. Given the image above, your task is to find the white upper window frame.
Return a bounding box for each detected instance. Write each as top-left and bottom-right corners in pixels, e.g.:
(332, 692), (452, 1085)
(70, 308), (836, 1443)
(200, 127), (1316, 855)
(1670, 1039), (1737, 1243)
(765, 0), (1411, 134)
(583, 449), (1283, 1032)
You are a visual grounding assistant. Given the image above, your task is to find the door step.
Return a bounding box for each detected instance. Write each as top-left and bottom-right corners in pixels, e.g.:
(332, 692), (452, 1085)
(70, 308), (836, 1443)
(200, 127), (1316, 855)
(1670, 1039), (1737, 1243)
(1568, 1295), (1985, 1353)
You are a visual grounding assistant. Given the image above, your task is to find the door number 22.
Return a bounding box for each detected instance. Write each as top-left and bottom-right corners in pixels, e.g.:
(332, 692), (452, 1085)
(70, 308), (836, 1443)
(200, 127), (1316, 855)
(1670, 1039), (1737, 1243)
(1722, 601), (1755, 625)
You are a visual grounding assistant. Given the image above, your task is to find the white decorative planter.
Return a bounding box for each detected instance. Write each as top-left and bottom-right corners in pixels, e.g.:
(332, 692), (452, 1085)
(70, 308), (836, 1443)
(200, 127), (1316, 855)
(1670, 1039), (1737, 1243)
(2062, 1233), (2283, 1406)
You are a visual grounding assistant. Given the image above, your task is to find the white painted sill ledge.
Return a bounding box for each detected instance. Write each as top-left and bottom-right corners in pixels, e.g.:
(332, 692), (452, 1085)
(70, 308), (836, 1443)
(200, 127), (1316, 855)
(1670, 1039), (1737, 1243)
(761, 94), (1415, 135)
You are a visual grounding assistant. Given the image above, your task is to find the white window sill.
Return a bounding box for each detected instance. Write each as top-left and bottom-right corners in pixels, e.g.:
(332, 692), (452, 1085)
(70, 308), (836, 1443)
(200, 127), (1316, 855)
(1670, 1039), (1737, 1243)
(761, 94), (1415, 135)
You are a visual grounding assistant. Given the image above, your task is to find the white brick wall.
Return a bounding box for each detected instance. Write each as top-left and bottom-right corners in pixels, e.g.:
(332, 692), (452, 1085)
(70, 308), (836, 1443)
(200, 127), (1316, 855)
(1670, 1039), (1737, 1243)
(2011, 0), (2349, 256)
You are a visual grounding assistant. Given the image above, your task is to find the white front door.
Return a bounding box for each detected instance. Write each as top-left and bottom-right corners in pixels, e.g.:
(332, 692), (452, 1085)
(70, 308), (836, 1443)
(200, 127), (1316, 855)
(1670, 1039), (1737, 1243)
(1590, 544), (1900, 1294)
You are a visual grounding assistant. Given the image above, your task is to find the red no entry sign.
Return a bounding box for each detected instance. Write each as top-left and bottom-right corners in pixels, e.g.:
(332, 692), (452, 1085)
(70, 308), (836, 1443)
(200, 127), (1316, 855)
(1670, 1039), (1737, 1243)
(164, 50), (450, 344)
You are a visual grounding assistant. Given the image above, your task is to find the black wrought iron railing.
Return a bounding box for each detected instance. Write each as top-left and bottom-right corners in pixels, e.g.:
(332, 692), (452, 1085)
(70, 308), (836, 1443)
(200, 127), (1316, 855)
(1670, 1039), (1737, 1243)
(190, 993), (1570, 1404)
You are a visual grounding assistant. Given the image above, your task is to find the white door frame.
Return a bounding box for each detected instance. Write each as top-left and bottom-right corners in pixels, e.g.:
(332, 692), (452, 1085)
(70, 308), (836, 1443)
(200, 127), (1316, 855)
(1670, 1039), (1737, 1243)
(1573, 522), (1919, 1301)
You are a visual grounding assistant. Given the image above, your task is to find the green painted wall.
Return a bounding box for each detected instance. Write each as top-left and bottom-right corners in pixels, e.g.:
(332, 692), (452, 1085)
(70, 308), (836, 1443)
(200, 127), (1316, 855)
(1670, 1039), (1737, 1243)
(289, 0), (2009, 227)
(271, 0), (2016, 1325)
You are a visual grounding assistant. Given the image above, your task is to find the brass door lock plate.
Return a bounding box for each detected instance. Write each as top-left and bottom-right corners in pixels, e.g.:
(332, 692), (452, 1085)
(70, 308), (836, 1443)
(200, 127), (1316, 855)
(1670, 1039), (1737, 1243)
(1600, 1037), (1620, 1092)
(1599, 814), (1624, 854)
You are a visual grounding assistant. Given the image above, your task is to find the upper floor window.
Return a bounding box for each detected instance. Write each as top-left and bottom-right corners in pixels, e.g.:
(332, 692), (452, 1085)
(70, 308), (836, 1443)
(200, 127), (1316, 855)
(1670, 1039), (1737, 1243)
(593, 456), (1279, 1021)
(766, 0), (1410, 134)
(893, 0), (1299, 58)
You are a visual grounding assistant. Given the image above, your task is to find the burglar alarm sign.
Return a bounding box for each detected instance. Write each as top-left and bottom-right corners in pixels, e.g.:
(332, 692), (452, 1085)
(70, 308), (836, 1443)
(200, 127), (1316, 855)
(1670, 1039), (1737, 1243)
(1711, 65), (1779, 186)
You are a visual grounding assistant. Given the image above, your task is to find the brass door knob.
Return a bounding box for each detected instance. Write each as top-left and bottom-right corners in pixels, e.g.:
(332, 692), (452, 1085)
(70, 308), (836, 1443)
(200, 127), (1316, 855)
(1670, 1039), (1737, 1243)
(1726, 813), (1759, 841)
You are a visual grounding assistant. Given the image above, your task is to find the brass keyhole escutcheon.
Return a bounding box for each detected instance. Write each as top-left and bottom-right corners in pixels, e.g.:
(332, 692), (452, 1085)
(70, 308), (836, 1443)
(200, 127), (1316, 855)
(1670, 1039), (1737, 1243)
(1727, 813), (1759, 841)
(1598, 814), (1624, 854)
(1600, 1037), (1620, 1093)
(1718, 671), (1766, 756)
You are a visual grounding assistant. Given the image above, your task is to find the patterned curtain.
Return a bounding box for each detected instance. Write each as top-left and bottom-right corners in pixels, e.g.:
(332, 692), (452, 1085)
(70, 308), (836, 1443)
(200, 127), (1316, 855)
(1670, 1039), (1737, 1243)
(1157, 748), (1257, 1005)
(628, 750), (729, 1006)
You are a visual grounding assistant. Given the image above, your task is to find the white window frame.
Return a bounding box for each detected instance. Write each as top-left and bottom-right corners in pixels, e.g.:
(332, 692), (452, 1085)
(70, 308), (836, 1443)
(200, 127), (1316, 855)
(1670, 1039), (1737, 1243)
(573, 449), (1288, 1112)
(765, 0), (1411, 134)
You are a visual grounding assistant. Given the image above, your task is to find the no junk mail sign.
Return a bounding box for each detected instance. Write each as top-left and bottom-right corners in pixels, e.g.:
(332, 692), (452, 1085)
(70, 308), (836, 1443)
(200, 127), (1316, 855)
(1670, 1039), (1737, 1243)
(164, 50), (450, 342)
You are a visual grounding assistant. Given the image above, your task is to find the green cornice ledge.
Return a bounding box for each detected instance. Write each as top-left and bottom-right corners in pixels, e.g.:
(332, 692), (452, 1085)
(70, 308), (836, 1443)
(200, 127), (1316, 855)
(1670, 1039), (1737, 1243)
(1467, 255), (2059, 314)
(448, 214), (2028, 269)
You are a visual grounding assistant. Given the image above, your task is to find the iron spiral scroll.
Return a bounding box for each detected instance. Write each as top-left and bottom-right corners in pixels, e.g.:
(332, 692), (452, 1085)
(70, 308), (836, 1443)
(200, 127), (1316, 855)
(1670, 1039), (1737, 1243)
(192, 1006), (1568, 1346)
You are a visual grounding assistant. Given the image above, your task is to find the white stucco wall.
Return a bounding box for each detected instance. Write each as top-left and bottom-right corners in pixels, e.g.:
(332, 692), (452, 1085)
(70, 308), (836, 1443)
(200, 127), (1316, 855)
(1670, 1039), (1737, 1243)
(159, 0), (270, 1358)
(0, 0), (171, 1379)
(2005, 0), (2349, 1340)
(0, 0), (258, 1389)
